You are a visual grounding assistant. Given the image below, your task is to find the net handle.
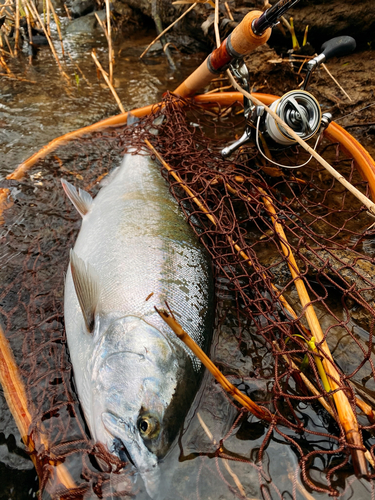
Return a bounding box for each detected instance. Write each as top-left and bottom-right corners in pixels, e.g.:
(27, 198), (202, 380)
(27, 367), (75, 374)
(2, 92), (374, 211)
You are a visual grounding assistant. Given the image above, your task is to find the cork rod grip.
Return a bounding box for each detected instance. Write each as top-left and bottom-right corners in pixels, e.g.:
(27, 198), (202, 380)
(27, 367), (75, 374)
(230, 10), (271, 55)
(173, 56), (213, 98)
(174, 10), (271, 97)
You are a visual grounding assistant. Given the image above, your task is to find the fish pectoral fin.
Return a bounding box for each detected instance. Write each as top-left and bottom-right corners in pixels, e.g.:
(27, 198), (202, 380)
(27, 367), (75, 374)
(61, 179), (93, 217)
(69, 250), (100, 334)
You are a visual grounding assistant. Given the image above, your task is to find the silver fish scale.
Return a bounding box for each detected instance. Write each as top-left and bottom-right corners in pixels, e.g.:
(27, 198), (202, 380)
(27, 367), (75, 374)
(65, 152), (212, 372)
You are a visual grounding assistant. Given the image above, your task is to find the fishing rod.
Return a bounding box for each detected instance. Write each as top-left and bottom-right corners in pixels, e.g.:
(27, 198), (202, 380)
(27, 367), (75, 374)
(252, 0), (301, 35)
(174, 0), (302, 97)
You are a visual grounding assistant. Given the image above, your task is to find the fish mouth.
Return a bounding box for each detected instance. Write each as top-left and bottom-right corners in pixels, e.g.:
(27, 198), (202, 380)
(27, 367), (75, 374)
(102, 411), (161, 498)
(112, 437), (136, 467)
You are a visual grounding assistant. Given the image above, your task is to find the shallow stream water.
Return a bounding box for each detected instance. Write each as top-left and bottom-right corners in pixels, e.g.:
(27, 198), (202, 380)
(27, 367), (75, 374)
(1, 12), (375, 500)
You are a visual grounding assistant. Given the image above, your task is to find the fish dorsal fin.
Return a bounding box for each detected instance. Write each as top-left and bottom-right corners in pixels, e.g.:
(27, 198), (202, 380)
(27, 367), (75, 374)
(61, 179), (93, 217)
(126, 110), (140, 126)
(69, 250), (100, 334)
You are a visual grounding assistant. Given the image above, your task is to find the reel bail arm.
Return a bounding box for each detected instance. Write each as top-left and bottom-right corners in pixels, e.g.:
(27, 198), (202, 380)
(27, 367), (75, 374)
(221, 60), (254, 158)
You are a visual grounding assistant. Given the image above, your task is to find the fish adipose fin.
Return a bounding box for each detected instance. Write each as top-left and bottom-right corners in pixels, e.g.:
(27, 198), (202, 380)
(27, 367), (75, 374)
(61, 179), (93, 217)
(69, 250), (100, 334)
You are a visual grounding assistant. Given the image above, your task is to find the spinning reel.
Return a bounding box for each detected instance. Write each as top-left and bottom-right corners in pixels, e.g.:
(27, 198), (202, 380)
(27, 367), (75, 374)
(222, 36), (356, 167)
(262, 90), (322, 146)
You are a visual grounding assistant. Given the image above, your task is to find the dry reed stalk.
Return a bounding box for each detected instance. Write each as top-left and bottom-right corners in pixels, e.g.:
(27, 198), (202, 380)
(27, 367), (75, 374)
(155, 307), (272, 421)
(14, 0), (20, 56)
(321, 62), (352, 102)
(4, 32), (14, 56)
(0, 324), (76, 491)
(91, 50), (125, 113)
(355, 396), (375, 424)
(366, 451), (375, 469)
(197, 413), (256, 500)
(21, 0), (34, 61)
(94, 11), (114, 82)
(67, 51), (92, 87)
(0, 0), (13, 17)
(140, 3), (197, 59)
(63, 2), (72, 19)
(0, 72), (36, 82)
(105, 0), (113, 84)
(23, 0), (70, 85)
(224, 179), (311, 336)
(273, 341), (335, 418)
(95, 12), (107, 35)
(47, 0), (64, 56)
(46, 0), (51, 36)
(226, 71), (375, 216)
(214, 0), (220, 47)
(274, 342), (375, 469)
(21, 0), (40, 28)
(163, 41), (180, 54)
(224, 1), (234, 21)
(259, 186), (367, 475)
(0, 48), (12, 56)
(0, 53), (14, 74)
(23, 0), (70, 83)
(203, 84), (233, 94)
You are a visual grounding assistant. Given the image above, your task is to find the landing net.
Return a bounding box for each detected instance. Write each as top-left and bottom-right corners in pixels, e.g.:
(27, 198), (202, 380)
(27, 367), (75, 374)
(1, 92), (375, 498)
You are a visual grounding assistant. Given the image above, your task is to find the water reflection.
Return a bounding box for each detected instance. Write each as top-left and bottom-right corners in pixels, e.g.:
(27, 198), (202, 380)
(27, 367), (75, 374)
(0, 25), (203, 177)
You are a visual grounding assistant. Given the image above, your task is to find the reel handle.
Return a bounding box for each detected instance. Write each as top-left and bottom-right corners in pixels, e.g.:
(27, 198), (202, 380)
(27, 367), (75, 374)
(321, 36), (356, 62)
(302, 36), (356, 91)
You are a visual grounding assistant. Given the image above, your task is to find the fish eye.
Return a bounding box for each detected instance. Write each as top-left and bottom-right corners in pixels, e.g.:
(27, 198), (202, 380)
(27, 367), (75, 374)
(137, 414), (160, 440)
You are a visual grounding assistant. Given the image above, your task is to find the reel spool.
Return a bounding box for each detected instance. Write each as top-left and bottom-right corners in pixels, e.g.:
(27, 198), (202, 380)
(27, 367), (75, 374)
(263, 90), (322, 145)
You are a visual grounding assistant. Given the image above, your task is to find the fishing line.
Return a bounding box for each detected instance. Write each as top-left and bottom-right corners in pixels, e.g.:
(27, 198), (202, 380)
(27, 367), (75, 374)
(255, 116), (320, 169)
(334, 102), (375, 122)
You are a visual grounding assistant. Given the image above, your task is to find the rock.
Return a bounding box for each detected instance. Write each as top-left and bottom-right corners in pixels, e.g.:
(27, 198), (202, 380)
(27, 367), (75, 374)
(112, 1), (133, 17)
(95, 9), (107, 22)
(113, 0), (212, 48)
(70, 0), (96, 18)
(167, 33), (209, 54)
(65, 12), (98, 34)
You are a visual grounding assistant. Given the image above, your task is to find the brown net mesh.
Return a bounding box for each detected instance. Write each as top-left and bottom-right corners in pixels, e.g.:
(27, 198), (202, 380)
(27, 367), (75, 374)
(1, 92), (375, 499)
